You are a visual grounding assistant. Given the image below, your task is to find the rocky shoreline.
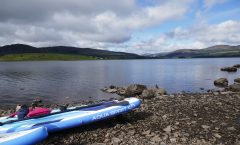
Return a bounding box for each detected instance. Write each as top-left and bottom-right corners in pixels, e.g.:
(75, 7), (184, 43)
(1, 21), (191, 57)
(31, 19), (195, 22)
(1, 88), (240, 145)
(41, 91), (240, 145)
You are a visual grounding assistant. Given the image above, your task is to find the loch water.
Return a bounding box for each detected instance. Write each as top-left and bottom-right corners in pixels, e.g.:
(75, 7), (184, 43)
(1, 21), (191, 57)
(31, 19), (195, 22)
(0, 58), (239, 106)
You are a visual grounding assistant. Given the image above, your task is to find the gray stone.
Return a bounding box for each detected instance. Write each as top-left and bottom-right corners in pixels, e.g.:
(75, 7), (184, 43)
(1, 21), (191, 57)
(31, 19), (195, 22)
(162, 114), (167, 120)
(220, 122), (228, 126)
(220, 91), (231, 95)
(112, 137), (121, 145)
(234, 78), (240, 83)
(191, 121), (197, 124)
(109, 85), (116, 89)
(201, 125), (210, 129)
(141, 89), (156, 99)
(127, 130), (135, 135)
(163, 125), (171, 133)
(210, 120), (217, 123)
(220, 67), (237, 72)
(125, 84), (147, 96)
(227, 127), (236, 131)
(213, 133), (221, 139)
(180, 138), (187, 142)
(141, 88), (167, 99)
(142, 130), (151, 135)
(173, 132), (179, 137)
(170, 138), (177, 143)
(117, 88), (126, 96)
(105, 133), (110, 138)
(233, 64), (240, 68)
(156, 95), (165, 99)
(162, 134), (168, 140)
(160, 142), (167, 145)
(91, 143), (106, 145)
(214, 78), (228, 87)
(106, 89), (117, 93)
(151, 115), (159, 122)
(175, 121), (180, 125)
(229, 84), (240, 92)
(155, 88), (167, 95)
(150, 135), (162, 143)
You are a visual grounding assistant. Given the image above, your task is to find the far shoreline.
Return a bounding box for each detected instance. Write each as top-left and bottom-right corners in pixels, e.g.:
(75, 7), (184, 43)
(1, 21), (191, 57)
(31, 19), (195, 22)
(0, 53), (240, 61)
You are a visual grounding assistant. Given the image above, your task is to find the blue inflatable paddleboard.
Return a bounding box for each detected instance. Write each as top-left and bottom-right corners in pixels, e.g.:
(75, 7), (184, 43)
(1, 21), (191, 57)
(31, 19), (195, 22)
(0, 97), (141, 134)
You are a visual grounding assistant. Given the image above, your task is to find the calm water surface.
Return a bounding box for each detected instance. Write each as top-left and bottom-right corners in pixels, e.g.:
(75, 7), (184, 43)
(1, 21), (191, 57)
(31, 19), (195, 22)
(0, 58), (240, 106)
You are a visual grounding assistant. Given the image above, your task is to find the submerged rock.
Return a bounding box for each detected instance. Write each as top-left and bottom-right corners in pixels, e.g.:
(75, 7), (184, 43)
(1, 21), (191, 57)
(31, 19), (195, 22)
(229, 84), (240, 92)
(220, 67), (237, 72)
(233, 64), (240, 68)
(214, 78), (228, 87)
(109, 85), (116, 89)
(234, 78), (240, 84)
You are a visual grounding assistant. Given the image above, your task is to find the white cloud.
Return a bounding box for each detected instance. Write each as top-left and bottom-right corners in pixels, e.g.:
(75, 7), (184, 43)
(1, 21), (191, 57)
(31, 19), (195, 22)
(2, 0), (238, 55)
(181, 20), (240, 45)
(203, 0), (227, 10)
(122, 20), (240, 54)
(0, 0), (192, 50)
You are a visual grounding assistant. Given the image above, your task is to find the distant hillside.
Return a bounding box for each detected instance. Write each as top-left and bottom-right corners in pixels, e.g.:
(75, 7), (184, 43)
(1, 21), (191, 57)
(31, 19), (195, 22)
(0, 53), (98, 61)
(153, 45), (240, 58)
(0, 44), (145, 59)
(1, 44), (239, 60)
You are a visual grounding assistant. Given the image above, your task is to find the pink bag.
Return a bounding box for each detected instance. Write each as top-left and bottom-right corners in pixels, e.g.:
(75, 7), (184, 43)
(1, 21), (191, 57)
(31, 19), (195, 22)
(27, 107), (51, 118)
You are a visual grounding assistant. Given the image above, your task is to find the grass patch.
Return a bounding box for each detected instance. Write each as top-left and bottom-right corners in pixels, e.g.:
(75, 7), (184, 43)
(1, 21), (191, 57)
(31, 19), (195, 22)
(0, 53), (100, 61)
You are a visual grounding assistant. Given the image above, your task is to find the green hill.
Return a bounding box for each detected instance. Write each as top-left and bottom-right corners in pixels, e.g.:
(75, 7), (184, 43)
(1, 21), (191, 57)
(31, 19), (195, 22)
(0, 53), (99, 61)
(153, 45), (240, 58)
(0, 44), (145, 60)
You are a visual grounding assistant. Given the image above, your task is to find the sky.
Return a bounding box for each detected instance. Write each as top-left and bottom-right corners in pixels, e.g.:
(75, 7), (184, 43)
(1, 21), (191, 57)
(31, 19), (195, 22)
(0, 0), (239, 54)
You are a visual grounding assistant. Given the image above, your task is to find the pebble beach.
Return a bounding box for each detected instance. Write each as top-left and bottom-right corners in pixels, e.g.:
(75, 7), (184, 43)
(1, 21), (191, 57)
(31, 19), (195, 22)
(1, 89), (240, 145)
